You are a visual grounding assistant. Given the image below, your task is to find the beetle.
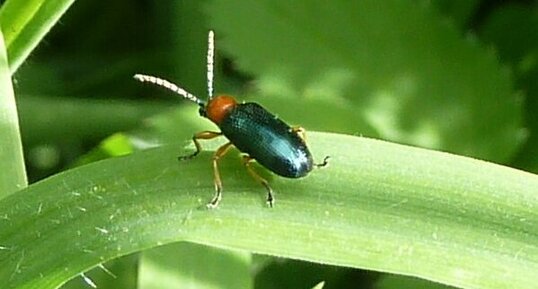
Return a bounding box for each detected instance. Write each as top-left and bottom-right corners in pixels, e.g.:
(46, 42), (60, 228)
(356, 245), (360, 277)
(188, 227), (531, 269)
(134, 30), (328, 208)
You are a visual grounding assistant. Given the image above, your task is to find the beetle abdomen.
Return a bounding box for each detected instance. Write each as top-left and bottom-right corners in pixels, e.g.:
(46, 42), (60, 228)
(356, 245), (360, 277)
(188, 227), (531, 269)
(219, 103), (313, 178)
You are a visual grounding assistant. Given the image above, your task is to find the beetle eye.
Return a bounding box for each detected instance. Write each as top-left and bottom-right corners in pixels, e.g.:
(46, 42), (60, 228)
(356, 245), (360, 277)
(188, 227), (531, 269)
(199, 107), (207, 117)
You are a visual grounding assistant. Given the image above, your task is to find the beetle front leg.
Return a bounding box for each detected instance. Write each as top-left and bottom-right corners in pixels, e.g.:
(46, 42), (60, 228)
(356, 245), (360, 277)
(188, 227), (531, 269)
(179, 131), (222, 161)
(207, 142), (233, 209)
(242, 155), (275, 207)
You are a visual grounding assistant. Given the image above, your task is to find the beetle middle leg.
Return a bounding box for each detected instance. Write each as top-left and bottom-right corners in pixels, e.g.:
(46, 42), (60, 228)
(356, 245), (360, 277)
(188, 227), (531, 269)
(242, 155), (275, 207)
(206, 142), (234, 209)
(291, 126), (306, 141)
(179, 131), (222, 161)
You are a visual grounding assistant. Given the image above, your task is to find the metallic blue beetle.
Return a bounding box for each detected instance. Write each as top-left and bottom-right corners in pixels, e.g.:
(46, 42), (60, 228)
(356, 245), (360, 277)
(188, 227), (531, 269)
(135, 31), (328, 208)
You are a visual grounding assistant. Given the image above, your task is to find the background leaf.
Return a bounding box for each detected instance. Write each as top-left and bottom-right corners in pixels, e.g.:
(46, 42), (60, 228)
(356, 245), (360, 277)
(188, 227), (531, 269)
(477, 3), (538, 173)
(0, 0), (76, 73)
(431, 0), (480, 28)
(0, 30), (27, 198)
(207, 0), (524, 163)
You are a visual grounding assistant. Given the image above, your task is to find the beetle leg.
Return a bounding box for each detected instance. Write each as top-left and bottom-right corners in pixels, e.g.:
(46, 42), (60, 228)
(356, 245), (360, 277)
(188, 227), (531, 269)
(207, 142), (234, 209)
(179, 131), (222, 161)
(242, 155), (275, 207)
(291, 127), (330, 168)
(314, 156), (330, 168)
(291, 126), (306, 141)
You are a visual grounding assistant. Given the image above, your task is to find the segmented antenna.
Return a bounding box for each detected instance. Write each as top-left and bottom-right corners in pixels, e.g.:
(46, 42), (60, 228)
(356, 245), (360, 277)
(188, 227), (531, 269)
(207, 30), (215, 100)
(133, 74), (205, 106)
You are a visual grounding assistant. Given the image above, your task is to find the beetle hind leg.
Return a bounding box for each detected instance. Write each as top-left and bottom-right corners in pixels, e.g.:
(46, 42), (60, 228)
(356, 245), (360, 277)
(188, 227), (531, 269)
(291, 127), (330, 169)
(314, 156), (330, 168)
(206, 142), (233, 209)
(179, 131), (222, 161)
(242, 156), (275, 207)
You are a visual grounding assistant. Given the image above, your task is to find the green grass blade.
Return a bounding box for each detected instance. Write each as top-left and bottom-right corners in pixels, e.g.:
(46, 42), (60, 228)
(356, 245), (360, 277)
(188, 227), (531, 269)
(0, 132), (537, 289)
(139, 243), (252, 289)
(0, 30), (27, 198)
(0, 0), (75, 73)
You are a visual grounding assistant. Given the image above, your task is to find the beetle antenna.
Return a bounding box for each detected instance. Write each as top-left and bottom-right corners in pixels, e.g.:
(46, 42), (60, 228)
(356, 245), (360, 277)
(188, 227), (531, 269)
(133, 74), (205, 107)
(207, 30), (215, 100)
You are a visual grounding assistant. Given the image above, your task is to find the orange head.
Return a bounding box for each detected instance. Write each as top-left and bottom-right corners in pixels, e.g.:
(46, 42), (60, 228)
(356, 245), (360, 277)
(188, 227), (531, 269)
(135, 31), (238, 127)
(202, 95), (238, 125)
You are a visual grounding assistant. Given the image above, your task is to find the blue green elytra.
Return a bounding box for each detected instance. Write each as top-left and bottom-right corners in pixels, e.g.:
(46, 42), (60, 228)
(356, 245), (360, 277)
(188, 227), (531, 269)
(134, 30), (328, 208)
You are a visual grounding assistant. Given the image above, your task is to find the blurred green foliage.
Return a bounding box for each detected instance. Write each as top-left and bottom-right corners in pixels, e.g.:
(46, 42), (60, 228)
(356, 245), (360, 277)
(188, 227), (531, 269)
(0, 0), (536, 288)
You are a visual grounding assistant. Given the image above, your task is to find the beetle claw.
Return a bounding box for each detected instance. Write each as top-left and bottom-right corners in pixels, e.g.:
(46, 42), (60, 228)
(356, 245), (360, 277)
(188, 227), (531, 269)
(206, 198), (220, 209)
(178, 152), (197, 161)
(207, 186), (222, 209)
(314, 156), (330, 168)
(266, 193), (274, 208)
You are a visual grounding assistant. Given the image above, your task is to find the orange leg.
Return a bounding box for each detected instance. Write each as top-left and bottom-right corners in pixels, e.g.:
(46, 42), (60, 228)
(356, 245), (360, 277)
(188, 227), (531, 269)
(179, 131), (222, 161)
(242, 155), (275, 207)
(291, 126), (306, 141)
(207, 142), (234, 209)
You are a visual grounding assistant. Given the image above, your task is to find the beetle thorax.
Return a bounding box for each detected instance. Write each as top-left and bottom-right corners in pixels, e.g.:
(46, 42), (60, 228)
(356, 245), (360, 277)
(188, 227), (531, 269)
(205, 95), (238, 124)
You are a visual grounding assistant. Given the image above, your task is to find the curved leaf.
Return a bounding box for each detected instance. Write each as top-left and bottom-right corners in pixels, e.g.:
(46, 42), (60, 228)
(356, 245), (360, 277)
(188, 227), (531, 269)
(0, 29), (27, 198)
(0, 132), (537, 289)
(0, 0), (75, 73)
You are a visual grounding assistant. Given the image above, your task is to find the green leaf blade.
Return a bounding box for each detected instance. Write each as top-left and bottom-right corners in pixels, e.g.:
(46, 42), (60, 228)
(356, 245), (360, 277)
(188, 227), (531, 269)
(0, 133), (537, 289)
(0, 30), (27, 198)
(0, 0), (75, 73)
